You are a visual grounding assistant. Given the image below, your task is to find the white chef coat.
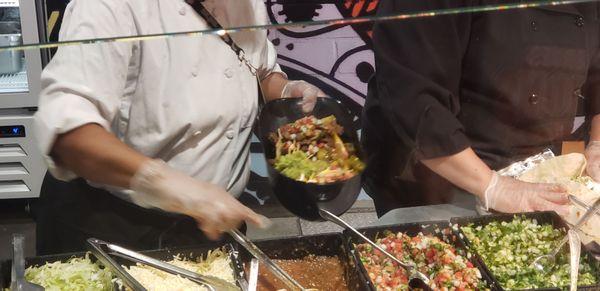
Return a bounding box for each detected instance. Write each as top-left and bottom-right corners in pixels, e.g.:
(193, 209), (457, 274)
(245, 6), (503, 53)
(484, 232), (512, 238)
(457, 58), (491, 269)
(34, 0), (284, 197)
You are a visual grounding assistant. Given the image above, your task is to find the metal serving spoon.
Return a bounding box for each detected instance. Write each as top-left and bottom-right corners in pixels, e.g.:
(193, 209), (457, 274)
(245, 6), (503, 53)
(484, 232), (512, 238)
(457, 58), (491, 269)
(532, 198), (600, 272)
(318, 209), (431, 290)
(10, 234), (44, 291)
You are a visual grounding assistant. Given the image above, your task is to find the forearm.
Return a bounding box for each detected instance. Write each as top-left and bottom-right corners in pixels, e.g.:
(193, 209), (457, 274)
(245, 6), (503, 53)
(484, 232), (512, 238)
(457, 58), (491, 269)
(51, 123), (150, 188)
(589, 114), (600, 142)
(260, 72), (288, 102)
(421, 147), (493, 198)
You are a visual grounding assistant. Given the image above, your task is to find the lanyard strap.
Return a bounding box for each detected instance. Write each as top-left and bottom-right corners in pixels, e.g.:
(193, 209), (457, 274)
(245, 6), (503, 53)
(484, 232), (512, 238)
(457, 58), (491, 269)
(185, 0), (259, 76)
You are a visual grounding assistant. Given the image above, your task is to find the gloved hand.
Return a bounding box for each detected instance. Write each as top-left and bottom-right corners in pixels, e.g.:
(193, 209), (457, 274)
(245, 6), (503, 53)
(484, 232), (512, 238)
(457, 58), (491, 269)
(281, 80), (325, 112)
(483, 171), (570, 215)
(584, 141), (600, 182)
(130, 159), (269, 239)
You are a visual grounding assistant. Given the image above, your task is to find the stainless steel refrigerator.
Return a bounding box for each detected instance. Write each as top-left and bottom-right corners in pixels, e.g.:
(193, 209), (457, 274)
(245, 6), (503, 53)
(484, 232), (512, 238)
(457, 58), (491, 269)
(0, 0), (46, 199)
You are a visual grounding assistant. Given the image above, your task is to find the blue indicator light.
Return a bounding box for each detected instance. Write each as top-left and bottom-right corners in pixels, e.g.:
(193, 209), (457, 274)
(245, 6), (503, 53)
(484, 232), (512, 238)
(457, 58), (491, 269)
(0, 126), (25, 138)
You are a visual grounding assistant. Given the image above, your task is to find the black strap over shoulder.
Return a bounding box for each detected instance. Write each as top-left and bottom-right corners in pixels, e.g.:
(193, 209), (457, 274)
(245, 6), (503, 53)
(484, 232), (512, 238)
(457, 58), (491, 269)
(185, 0), (258, 75)
(185, 0), (243, 57)
(185, 0), (266, 105)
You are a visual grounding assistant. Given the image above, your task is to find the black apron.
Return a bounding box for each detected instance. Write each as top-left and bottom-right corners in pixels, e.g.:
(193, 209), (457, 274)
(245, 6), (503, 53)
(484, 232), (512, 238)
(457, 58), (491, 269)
(31, 173), (240, 255)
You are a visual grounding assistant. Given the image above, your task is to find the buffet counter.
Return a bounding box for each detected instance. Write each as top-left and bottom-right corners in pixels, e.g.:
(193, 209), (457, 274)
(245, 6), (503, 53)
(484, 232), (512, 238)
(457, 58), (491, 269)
(2, 206), (599, 291)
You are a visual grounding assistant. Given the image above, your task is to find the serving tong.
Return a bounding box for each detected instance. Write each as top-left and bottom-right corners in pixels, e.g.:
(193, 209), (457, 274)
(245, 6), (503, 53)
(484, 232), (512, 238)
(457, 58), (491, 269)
(570, 195), (600, 219)
(227, 229), (311, 291)
(247, 259), (259, 291)
(531, 197), (600, 273)
(10, 234), (44, 291)
(318, 209), (432, 290)
(86, 238), (238, 291)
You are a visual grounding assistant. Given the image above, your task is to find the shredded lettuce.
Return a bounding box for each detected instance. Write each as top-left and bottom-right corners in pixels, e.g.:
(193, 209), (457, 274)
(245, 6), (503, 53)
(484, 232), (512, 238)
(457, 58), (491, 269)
(274, 150), (329, 180)
(24, 253), (114, 291)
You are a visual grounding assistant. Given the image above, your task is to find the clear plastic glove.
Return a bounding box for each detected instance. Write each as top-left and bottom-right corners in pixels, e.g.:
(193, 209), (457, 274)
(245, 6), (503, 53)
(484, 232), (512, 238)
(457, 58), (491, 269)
(281, 80), (325, 112)
(130, 159), (269, 240)
(584, 141), (600, 182)
(483, 171), (570, 216)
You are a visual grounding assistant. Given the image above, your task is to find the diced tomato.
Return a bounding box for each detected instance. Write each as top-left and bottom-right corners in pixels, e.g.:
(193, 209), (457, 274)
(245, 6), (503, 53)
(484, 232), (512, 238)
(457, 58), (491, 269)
(394, 269), (403, 277)
(439, 271), (451, 282)
(358, 230), (481, 291)
(393, 243), (403, 253)
(389, 277), (403, 287)
(442, 255), (453, 264)
(425, 248), (436, 260)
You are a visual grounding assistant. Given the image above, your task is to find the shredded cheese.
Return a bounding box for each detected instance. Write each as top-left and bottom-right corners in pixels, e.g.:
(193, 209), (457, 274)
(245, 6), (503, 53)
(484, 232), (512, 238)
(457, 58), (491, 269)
(125, 249), (237, 291)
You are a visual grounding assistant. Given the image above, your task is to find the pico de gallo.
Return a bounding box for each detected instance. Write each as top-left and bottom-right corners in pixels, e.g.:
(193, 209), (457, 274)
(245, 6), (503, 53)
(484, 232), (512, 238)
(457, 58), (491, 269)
(356, 230), (485, 291)
(271, 115), (364, 184)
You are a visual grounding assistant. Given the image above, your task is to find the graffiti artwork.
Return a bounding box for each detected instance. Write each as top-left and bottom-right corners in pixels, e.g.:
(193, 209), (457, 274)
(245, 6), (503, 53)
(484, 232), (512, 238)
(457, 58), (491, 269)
(265, 0), (379, 117)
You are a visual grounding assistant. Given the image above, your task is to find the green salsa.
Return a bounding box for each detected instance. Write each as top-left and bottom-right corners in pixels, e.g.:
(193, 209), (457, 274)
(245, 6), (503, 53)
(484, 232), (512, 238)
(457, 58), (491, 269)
(461, 216), (598, 290)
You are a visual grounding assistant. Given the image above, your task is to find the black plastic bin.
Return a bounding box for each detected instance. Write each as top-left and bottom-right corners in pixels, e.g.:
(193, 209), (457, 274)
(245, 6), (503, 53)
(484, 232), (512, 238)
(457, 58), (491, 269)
(237, 233), (368, 291)
(343, 221), (500, 291)
(450, 211), (600, 291)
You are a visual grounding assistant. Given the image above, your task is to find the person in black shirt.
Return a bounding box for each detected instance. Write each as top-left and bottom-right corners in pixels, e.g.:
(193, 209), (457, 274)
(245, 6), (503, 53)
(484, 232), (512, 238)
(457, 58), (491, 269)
(362, 0), (600, 216)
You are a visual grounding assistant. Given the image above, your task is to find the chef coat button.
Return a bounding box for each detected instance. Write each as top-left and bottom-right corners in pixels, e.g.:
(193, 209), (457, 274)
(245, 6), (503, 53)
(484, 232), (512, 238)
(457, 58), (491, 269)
(225, 130), (234, 139)
(575, 16), (584, 27)
(529, 93), (539, 105)
(574, 88), (584, 99)
(191, 71), (198, 77)
(531, 20), (538, 31)
(179, 7), (186, 15)
(224, 68), (234, 78)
